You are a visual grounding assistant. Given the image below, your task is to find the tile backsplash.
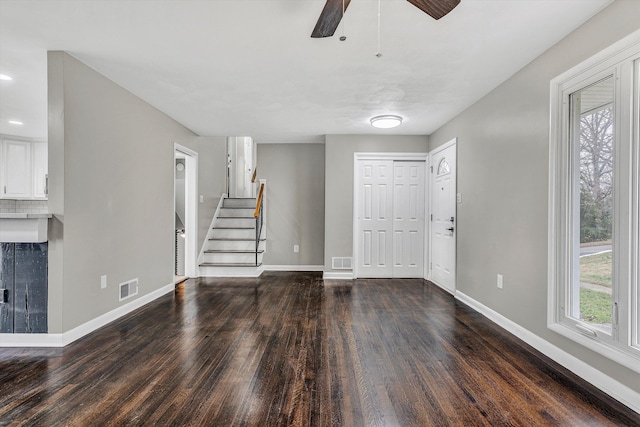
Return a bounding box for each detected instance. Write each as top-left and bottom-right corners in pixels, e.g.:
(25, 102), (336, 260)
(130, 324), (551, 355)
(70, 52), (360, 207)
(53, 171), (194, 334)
(0, 199), (49, 214)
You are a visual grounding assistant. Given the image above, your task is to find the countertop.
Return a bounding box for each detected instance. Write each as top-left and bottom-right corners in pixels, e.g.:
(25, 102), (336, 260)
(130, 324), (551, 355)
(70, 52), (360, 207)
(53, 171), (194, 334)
(0, 213), (52, 219)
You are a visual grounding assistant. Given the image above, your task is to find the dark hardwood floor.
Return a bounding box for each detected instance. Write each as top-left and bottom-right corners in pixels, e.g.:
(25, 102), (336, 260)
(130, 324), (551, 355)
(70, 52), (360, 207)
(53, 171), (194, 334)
(0, 272), (638, 426)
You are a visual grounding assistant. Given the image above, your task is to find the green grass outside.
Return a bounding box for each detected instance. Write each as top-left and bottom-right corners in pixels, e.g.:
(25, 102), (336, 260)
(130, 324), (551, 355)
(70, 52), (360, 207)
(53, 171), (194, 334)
(580, 251), (612, 288)
(580, 288), (612, 325)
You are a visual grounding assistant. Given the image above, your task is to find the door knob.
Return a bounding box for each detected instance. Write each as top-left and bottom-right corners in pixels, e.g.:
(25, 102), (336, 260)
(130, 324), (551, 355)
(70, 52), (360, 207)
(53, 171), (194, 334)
(446, 227), (454, 233)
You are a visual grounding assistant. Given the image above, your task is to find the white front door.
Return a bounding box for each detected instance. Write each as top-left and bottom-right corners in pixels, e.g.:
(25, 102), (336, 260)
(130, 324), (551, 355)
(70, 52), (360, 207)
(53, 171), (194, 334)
(355, 156), (426, 278)
(430, 140), (457, 293)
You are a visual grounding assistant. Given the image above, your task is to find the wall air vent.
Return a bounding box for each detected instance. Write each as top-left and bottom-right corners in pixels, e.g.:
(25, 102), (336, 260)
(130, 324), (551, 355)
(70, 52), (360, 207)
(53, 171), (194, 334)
(119, 278), (139, 302)
(332, 257), (352, 270)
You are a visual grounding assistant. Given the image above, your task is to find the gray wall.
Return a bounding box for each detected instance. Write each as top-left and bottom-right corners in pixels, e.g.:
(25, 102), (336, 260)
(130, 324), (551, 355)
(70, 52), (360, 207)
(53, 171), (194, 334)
(48, 52), (196, 333)
(429, 1), (640, 392)
(177, 136), (227, 253)
(324, 135), (429, 273)
(257, 143), (325, 266)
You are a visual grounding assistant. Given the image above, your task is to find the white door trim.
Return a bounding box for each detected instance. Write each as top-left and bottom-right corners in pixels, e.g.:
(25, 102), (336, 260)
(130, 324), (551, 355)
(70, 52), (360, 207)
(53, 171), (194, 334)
(174, 143), (198, 278)
(353, 152), (429, 279)
(428, 138), (457, 293)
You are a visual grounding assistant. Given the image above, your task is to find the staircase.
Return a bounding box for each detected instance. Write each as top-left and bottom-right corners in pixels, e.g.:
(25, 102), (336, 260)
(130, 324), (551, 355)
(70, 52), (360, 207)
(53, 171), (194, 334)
(199, 196), (265, 277)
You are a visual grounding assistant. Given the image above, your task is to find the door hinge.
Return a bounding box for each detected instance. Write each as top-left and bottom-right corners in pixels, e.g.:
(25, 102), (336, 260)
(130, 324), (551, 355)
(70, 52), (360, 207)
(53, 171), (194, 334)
(430, 166), (433, 173)
(430, 214), (433, 221)
(430, 262), (432, 270)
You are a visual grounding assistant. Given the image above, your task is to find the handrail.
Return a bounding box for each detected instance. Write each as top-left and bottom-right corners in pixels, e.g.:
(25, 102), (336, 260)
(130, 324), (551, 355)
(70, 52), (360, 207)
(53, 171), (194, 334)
(254, 182), (265, 266)
(254, 183), (264, 218)
(251, 168), (257, 184)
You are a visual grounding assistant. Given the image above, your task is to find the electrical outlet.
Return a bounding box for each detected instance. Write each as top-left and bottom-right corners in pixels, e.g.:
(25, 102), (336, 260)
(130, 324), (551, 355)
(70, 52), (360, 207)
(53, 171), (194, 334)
(294, 245), (299, 253)
(457, 193), (462, 204)
(497, 274), (503, 289)
(199, 195), (204, 203)
(101, 275), (107, 289)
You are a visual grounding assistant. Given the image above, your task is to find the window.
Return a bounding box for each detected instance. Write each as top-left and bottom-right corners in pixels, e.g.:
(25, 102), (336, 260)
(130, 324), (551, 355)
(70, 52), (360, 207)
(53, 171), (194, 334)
(437, 158), (450, 176)
(548, 31), (640, 372)
(572, 76), (614, 334)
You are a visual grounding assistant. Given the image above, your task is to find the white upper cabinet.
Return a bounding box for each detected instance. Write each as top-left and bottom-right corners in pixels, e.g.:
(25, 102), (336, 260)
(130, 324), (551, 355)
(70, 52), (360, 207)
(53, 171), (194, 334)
(32, 142), (48, 199)
(2, 139), (31, 198)
(0, 137), (47, 200)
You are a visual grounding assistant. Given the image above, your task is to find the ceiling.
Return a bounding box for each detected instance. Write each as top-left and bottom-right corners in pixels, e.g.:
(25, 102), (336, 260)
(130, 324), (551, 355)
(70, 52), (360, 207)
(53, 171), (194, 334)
(0, 0), (612, 143)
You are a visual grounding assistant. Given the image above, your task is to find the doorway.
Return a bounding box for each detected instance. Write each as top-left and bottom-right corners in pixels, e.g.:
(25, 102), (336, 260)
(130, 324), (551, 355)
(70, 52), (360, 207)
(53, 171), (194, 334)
(353, 153), (428, 278)
(227, 137), (256, 198)
(174, 144), (198, 280)
(429, 138), (457, 293)
(175, 156), (186, 279)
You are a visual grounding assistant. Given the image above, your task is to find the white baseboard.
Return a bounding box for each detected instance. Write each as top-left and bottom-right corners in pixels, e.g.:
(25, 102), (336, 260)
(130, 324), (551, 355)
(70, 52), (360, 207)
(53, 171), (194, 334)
(323, 271), (354, 280)
(0, 282), (175, 348)
(262, 265), (323, 272)
(455, 291), (640, 414)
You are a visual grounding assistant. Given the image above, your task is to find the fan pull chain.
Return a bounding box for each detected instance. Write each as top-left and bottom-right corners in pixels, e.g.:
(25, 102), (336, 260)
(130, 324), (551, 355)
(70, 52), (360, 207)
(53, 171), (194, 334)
(375, 0), (382, 57)
(339, 0), (347, 41)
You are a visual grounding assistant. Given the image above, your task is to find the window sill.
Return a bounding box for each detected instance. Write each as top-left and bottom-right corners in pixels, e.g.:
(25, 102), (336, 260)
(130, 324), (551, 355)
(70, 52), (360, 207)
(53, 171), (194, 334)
(549, 322), (640, 374)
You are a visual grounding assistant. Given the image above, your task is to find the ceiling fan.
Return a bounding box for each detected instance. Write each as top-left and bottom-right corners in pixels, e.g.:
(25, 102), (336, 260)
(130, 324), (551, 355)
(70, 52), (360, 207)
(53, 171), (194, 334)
(311, 0), (460, 38)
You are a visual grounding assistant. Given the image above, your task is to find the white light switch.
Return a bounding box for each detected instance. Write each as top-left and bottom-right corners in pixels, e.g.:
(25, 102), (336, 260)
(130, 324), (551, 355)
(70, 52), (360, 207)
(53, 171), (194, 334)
(101, 275), (107, 289)
(497, 274), (503, 289)
(199, 195), (204, 203)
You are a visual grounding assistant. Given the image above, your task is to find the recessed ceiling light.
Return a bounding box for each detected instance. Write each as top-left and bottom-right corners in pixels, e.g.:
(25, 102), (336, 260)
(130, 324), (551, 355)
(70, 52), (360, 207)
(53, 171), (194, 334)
(370, 115), (403, 129)
(8, 120), (23, 125)
(0, 74), (12, 81)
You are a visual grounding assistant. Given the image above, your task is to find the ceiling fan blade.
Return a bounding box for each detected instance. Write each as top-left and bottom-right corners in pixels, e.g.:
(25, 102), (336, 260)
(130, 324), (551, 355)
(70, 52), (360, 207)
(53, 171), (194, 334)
(311, 0), (351, 38)
(406, 0), (460, 20)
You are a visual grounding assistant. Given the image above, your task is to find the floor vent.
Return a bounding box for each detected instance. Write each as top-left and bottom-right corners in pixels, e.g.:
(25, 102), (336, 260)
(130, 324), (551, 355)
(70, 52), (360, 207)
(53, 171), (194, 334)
(119, 278), (139, 301)
(332, 257), (352, 270)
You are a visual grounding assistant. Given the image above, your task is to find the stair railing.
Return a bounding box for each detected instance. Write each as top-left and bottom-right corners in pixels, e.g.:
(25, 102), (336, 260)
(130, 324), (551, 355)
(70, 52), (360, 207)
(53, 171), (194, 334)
(251, 168), (257, 197)
(254, 183), (265, 266)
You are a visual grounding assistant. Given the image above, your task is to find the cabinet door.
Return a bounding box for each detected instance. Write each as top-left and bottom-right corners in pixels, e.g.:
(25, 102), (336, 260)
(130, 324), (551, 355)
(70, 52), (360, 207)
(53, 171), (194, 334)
(32, 142), (48, 199)
(2, 139), (32, 198)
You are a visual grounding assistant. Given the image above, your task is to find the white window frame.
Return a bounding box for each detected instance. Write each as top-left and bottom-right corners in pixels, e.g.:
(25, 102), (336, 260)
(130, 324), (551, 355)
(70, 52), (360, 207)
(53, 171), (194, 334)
(548, 29), (640, 373)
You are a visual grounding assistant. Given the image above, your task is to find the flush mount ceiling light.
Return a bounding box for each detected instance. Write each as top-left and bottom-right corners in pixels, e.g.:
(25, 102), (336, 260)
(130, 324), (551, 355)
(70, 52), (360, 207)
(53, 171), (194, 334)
(0, 74), (12, 81)
(370, 114), (403, 129)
